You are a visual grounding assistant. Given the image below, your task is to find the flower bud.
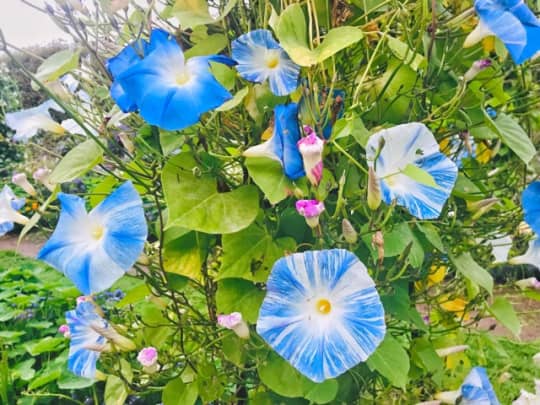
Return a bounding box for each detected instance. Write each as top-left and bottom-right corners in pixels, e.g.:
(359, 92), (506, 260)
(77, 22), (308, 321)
(435, 345), (469, 357)
(217, 312), (250, 339)
(12, 173), (36, 196)
(533, 352), (540, 366)
(371, 231), (384, 264)
(297, 126), (324, 186)
(32, 168), (55, 191)
(515, 277), (540, 290)
(58, 324), (70, 338)
(367, 166), (381, 210)
(463, 59), (492, 82)
(341, 219), (358, 244)
(295, 199), (325, 228)
(434, 390), (460, 404)
(137, 347), (159, 373)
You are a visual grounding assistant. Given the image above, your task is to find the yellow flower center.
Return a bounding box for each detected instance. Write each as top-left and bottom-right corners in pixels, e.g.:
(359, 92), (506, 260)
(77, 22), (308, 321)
(265, 52), (280, 69)
(92, 225), (105, 240)
(316, 298), (332, 315)
(175, 71), (191, 85)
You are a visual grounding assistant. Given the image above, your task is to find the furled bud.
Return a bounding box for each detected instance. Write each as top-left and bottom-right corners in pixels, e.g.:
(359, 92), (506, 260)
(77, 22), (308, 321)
(32, 168), (55, 191)
(137, 347), (159, 373)
(217, 312), (250, 339)
(341, 219), (358, 244)
(295, 199), (325, 228)
(372, 231), (384, 264)
(367, 166), (381, 210)
(533, 352), (540, 366)
(90, 321), (136, 351)
(12, 173), (36, 196)
(515, 277), (540, 290)
(58, 324), (70, 338)
(463, 59), (492, 82)
(435, 345), (469, 357)
(297, 125), (324, 186)
(434, 390), (460, 404)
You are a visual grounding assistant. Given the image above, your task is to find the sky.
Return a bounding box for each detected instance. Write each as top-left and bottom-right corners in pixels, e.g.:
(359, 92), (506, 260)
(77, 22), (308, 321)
(0, 1), (70, 47)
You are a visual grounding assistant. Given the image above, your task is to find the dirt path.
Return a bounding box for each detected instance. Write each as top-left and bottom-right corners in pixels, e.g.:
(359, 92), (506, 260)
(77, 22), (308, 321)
(0, 234), (43, 257)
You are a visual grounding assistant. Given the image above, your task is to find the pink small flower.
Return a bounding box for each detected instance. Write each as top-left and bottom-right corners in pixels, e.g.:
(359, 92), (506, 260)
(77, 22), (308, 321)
(295, 199), (325, 228)
(58, 324), (70, 338)
(12, 173), (36, 196)
(297, 126), (324, 186)
(137, 347), (158, 367)
(217, 312), (250, 339)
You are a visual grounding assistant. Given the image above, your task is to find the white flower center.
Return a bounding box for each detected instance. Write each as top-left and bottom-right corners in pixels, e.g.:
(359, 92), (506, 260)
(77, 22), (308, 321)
(175, 71), (191, 85)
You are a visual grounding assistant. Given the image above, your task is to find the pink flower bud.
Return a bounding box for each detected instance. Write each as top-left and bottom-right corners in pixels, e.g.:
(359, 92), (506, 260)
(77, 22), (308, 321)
(463, 59), (492, 82)
(297, 127), (324, 186)
(137, 347), (158, 368)
(58, 324), (70, 338)
(12, 173), (36, 196)
(217, 312), (250, 339)
(76, 296), (89, 305)
(295, 199), (325, 228)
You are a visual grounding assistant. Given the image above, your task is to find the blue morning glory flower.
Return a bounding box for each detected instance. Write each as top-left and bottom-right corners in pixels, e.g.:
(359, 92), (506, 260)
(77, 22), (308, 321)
(114, 29), (234, 131)
(243, 103), (305, 180)
(232, 29), (300, 96)
(257, 249), (386, 382)
(106, 37), (148, 112)
(510, 181), (540, 267)
(464, 0), (540, 64)
(38, 181), (147, 295)
(66, 301), (107, 378)
(0, 185), (27, 237)
(366, 123), (458, 220)
(460, 367), (500, 404)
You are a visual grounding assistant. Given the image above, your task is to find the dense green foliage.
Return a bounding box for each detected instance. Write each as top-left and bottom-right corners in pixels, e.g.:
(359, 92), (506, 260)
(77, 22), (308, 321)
(0, 0), (539, 403)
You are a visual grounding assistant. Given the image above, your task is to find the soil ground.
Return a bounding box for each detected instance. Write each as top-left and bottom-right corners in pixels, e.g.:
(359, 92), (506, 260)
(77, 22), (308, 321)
(1, 234), (538, 341)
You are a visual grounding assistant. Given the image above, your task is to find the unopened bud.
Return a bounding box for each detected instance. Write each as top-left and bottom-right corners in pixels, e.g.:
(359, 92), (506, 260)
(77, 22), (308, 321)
(367, 167), (381, 210)
(372, 231), (384, 264)
(12, 173), (36, 196)
(32, 168), (55, 191)
(342, 219), (358, 244)
(463, 59), (492, 82)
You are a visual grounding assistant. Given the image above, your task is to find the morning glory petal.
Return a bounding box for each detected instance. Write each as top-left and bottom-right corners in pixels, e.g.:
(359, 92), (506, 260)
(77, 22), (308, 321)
(473, 0), (540, 64)
(460, 366), (500, 404)
(257, 249), (386, 382)
(5, 100), (64, 142)
(366, 123), (458, 220)
(66, 301), (107, 378)
(232, 29), (300, 96)
(243, 103), (305, 180)
(38, 181), (147, 295)
(0, 185), (28, 236)
(522, 181), (540, 235)
(117, 36), (232, 130)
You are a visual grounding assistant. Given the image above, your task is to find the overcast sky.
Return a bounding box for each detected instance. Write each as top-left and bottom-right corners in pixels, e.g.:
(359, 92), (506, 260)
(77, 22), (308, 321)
(0, 1), (70, 47)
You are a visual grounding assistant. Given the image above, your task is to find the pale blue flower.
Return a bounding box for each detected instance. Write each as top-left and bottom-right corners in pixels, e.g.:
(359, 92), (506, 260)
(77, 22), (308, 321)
(464, 0), (540, 64)
(0, 185), (27, 236)
(460, 366), (500, 404)
(232, 29), (300, 96)
(5, 100), (63, 142)
(243, 103), (305, 180)
(114, 28), (234, 130)
(65, 301), (107, 378)
(366, 123), (458, 220)
(257, 249), (386, 382)
(510, 181), (540, 267)
(38, 181), (147, 295)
